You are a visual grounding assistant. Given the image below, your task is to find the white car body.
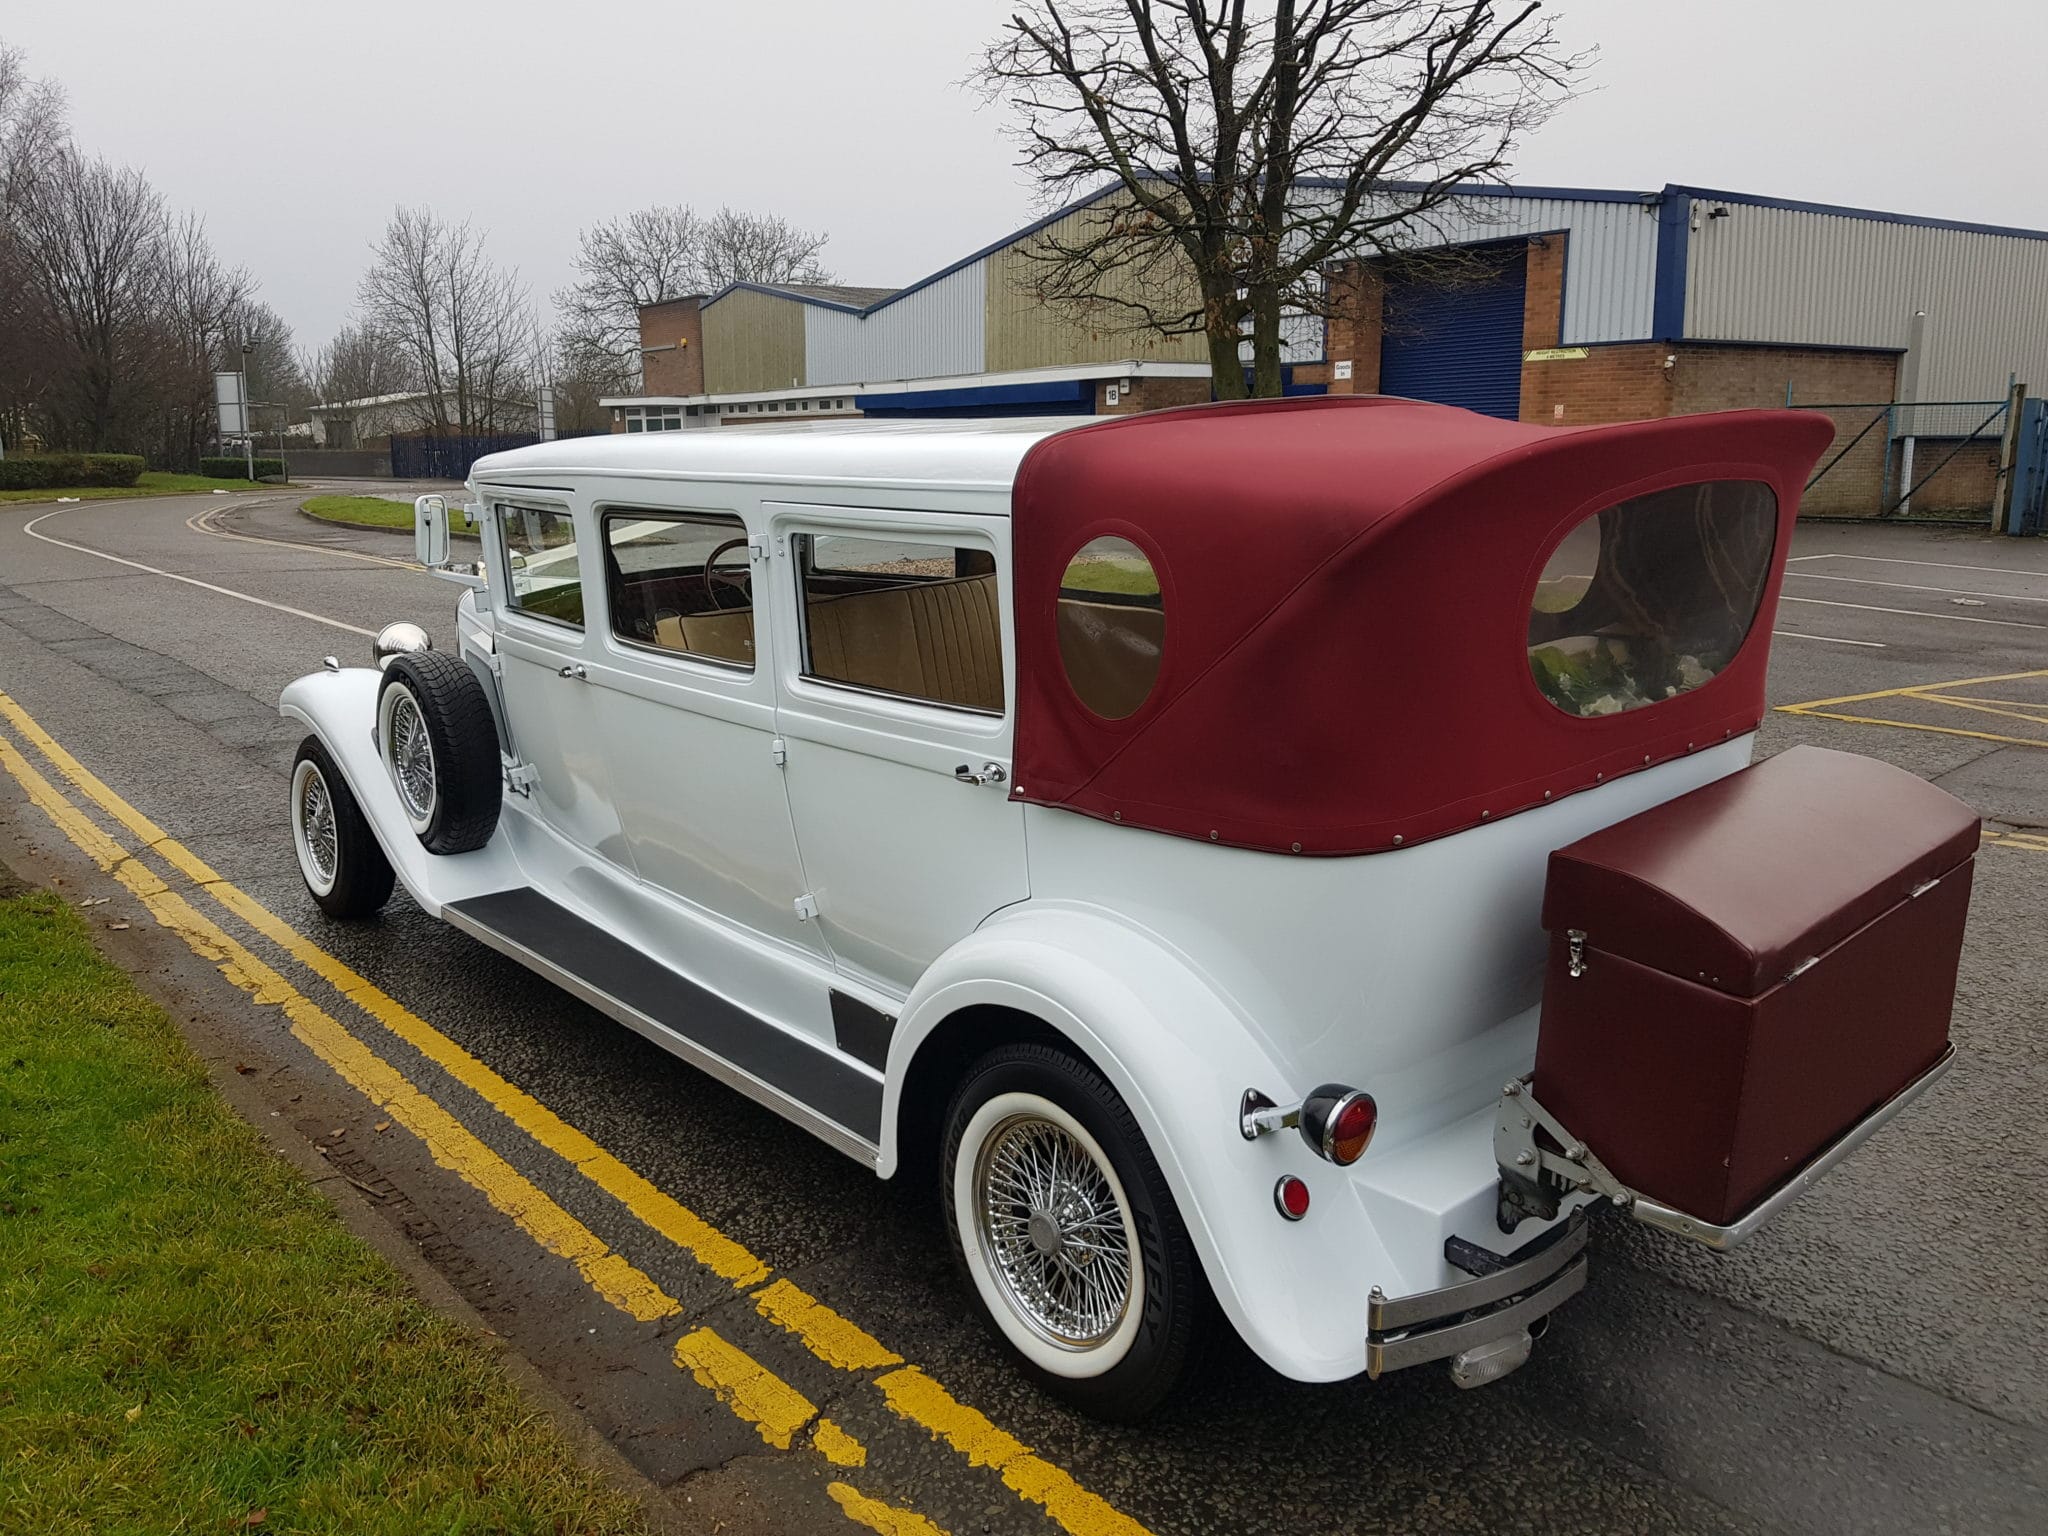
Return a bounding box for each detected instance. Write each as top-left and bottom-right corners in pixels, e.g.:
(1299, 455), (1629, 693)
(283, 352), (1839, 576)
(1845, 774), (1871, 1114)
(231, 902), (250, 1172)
(281, 419), (1756, 1383)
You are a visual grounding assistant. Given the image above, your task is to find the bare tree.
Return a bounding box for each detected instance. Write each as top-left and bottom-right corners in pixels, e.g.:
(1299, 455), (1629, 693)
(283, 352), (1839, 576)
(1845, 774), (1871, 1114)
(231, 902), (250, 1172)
(356, 206), (540, 434)
(975, 1), (1587, 397)
(554, 203), (832, 381)
(308, 317), (416, 406)
(0, 44), (69, 450)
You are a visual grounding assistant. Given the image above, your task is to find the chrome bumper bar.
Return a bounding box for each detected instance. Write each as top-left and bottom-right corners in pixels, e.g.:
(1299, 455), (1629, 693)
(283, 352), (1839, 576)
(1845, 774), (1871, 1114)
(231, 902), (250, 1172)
(1365, 1213), (1589, 1379)
(1630, 1043), (1955, 1249)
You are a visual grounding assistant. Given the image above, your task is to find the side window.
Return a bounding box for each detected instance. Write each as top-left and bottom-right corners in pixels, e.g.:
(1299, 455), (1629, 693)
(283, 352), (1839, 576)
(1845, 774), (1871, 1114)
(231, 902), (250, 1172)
(1056, 536), (1164, 720)
(603, 511), (754, 669)
(796, 533), (1003, 713)
(1528, 480), (1777, 716)
(497, 504), (584, 628)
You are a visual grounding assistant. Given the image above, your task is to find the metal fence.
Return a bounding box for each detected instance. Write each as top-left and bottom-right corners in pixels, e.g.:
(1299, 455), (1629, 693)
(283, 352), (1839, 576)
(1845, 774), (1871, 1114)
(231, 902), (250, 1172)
(389, 432), (540, 481)
(1792, 398), (2012, 523)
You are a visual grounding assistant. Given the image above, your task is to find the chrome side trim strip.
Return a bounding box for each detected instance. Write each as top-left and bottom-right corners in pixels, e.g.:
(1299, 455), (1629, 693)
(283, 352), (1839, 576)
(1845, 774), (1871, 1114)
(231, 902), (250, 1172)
(1631, 1042), (1955, 1251)
(441, 902), (881, 1168)
(1369, 1213), (1589, 1333)
(1367, 1256), (1589, 1379)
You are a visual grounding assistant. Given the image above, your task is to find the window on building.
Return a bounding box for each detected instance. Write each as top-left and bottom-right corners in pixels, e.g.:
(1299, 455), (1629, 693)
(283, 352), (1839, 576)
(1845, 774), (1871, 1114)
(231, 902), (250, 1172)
(1527, 480), (1777, 717)
(497, 504), (584, 628)
(603, 511), (753, 668)
(796, 533), (1003, 713)
(1056, 536), (1164, 720)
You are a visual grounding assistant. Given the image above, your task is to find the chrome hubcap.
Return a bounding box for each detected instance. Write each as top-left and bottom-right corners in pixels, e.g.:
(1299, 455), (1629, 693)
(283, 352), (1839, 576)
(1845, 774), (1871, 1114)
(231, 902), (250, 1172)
(298, 767), (338, 882)
(388, 693), (435, 820)
(974, 1114), (1134, 1350)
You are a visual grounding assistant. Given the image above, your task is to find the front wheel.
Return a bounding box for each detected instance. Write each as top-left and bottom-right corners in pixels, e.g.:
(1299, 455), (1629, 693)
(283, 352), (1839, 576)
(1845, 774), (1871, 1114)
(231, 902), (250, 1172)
(942, 1043), (1208, 1421)
(291, 737), (394, 919)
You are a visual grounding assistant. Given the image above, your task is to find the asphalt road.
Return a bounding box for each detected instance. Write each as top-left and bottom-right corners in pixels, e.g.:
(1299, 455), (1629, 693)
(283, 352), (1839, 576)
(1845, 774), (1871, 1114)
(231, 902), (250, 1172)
(2, 490), (2044, 1535)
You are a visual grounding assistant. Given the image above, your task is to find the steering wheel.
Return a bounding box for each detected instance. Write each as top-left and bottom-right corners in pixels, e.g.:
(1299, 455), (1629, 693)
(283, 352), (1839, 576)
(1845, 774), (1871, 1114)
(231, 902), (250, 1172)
(703, 538), (752, 610)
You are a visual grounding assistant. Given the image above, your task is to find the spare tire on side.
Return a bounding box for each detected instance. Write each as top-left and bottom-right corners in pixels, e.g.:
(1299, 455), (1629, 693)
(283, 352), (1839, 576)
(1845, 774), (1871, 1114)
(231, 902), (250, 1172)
(376, 650), (502, 854)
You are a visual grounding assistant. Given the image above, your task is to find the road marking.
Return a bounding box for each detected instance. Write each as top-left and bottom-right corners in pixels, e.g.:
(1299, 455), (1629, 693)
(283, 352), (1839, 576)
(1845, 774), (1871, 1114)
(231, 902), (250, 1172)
(0, 729), (681, 1323)
(1779, 665), (2048, 713)
(875, 1368), (1149, 1536)
(674, 1328), (820, 1450)
(815, 1420), (870, 1468)
(186, 501), (420, 571)
(829, 1482), (951, 1536)
(1772, 629), (1885, 648)
(21, 505), (378, 637)
(1777, 595), (2048, 631)
(0, 685), (1157, 1536)
(1786, 570), (2048, 605)
(1792, 552), (2048, 579)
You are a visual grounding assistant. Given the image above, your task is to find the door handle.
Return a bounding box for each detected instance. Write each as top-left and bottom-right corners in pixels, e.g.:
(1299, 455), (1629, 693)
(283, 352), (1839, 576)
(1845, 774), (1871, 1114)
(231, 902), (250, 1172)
(954, 761), (1008, 787)
(557, 664), (587, 680)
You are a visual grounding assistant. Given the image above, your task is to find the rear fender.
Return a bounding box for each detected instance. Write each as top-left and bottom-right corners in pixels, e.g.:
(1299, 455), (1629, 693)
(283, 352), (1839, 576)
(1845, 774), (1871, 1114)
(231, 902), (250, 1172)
(279, 667), (521, 916)
(885, 902), (1389, 1381)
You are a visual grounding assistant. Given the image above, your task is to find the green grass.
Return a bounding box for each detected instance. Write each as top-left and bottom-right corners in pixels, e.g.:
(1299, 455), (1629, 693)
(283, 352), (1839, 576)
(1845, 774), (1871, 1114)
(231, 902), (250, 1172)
(0, 472), (286, 505)
(1062, 558), (1161, 597)
(301, 496), (479, 536)
(0, 877), (646, 1535)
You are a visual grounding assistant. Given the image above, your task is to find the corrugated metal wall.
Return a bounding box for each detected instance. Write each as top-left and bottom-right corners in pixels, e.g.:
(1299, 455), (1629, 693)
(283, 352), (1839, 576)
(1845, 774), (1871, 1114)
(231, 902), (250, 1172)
(805, 262), (985, 386)
(703, 289), (808, 393)
(1686, 203), (2048, 400)
(1403, 194), (1660, 345)
(985, 203), (1208, 372)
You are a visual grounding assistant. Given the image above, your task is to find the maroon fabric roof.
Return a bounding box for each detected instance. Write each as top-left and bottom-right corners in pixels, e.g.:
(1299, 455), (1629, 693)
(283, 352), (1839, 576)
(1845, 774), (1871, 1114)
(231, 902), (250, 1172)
(1009, 396), (1834, 855)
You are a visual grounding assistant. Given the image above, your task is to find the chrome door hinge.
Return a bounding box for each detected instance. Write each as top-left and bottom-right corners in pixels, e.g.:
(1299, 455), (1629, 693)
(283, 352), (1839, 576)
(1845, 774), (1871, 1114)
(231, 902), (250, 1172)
(748, 536), (772, 564)
(793, 892), (819, 922)
(770, 736), (788, 766)
(505, 760), (540, 796)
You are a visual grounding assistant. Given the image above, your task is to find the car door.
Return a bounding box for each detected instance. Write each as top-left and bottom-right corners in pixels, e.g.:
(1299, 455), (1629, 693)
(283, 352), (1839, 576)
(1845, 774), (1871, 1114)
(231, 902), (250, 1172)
(766, 505), (1030, 999)
(584, 502), (831, 972)
(486, 494), (632, 868)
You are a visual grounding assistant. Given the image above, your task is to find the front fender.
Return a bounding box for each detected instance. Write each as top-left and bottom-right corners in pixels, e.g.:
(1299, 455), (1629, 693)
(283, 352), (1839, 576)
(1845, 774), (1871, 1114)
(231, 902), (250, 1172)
(884, 901), (1392, 1381)
(280, 667), (521, 916)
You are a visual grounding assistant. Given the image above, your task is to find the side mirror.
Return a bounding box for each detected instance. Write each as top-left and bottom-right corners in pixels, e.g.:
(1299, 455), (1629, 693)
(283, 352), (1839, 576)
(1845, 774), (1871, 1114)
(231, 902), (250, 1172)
(414, 494), (449, 567)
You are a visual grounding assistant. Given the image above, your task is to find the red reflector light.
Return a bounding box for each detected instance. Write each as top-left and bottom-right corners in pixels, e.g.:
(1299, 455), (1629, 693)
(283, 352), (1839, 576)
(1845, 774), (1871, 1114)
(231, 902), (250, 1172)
(1274, 1175), (1310, 1221)
(1328, 1093), (1378, 1166)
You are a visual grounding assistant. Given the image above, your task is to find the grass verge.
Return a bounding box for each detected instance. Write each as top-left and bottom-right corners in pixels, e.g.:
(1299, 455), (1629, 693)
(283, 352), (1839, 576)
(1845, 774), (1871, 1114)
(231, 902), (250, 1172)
(300, 496), (478, 536)
(0, 874), (646, 1534)
(0, 472), (286, 505)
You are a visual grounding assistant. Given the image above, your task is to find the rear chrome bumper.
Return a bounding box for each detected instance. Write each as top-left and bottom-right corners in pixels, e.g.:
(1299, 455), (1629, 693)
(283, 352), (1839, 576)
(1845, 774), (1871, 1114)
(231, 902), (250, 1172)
(1365, 1213), (1589, 1380)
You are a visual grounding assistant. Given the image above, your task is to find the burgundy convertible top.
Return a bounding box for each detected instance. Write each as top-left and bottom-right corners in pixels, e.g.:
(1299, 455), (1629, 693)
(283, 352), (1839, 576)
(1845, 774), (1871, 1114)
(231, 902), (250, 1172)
(1009, 396), (1834, 855)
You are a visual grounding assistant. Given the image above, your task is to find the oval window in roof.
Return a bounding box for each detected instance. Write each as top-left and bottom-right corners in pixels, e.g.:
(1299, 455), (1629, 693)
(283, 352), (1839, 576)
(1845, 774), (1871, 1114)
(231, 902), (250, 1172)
(1528, 480), (1777, 717)
(1057, 536), (1164, 720)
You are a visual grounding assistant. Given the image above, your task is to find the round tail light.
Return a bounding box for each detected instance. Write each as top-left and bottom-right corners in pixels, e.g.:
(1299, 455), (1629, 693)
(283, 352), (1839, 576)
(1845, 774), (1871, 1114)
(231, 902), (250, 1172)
(1274, 1175), (1311, 1221)
(1299, 1085), (1378, 1166)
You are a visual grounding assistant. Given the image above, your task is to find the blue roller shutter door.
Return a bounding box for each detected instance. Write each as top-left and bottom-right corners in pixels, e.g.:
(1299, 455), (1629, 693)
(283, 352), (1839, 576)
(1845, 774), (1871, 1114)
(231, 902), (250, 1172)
(1378, 245), (1527, 420)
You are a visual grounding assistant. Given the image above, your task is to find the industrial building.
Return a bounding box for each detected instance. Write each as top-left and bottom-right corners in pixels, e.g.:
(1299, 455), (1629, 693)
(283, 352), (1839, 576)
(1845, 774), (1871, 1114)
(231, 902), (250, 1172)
(606, 180), (2048, 519)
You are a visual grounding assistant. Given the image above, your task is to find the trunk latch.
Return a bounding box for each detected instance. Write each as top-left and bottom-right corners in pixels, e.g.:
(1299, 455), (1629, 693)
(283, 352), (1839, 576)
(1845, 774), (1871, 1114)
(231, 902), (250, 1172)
(1566, 929), (1588, 978)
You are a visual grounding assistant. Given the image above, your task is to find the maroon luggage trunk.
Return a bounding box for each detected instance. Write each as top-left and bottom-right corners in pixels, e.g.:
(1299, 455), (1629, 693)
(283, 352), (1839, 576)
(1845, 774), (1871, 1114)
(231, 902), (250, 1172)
(1533, 745), (1977, 1227)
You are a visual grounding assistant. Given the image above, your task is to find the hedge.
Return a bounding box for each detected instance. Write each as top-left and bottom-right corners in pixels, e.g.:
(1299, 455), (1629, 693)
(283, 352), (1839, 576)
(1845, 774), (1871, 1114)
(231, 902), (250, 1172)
(0, 453), (146, 491)
(198, 456), (286, 481)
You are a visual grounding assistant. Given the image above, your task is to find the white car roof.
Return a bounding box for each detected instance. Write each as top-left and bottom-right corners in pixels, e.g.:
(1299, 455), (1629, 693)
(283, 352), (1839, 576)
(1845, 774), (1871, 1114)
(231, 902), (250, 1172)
(469, 417), (1088, 497)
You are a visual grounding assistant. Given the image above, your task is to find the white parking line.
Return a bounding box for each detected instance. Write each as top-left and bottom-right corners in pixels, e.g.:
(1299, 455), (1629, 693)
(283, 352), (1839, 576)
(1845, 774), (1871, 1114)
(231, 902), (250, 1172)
(1778, 595), (2048, 631)
(1772, 630), (1885, 648)
(21, 506), (377, 637)
(1791, 552), (2048, 580)
(1786, 571), (2048, 604)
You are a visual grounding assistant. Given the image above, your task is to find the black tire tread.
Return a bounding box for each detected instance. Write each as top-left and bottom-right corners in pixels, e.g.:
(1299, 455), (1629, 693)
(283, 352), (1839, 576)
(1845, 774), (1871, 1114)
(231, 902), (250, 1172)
(380, 651), (501, 855)
(294, 736), (395, 919)
(941, 1040), (1211, 1422)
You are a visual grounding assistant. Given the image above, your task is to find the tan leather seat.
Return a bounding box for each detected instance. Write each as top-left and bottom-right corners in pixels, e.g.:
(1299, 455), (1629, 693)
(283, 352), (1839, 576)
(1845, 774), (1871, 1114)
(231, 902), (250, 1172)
(1056, 599), (1164, 718)
(656, 611), (756, 665)
(805, 574), (1003, 711)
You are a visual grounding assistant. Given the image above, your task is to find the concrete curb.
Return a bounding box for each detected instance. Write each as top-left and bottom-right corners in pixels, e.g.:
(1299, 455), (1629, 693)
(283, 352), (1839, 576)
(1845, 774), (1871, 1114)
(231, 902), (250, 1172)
(0, 826), (692, 1536)
(295, 500), (481, 540)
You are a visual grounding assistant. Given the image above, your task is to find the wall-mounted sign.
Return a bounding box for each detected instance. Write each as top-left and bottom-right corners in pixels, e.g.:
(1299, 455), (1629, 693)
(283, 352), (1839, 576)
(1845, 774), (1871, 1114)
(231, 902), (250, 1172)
(1333, 360), (1354, 381)
(1524, 347), (1590, 363)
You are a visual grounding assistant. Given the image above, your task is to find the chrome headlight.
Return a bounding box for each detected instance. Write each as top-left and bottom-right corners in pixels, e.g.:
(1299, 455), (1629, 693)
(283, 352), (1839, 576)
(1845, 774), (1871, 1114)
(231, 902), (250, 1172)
(372, 621), (432, 670)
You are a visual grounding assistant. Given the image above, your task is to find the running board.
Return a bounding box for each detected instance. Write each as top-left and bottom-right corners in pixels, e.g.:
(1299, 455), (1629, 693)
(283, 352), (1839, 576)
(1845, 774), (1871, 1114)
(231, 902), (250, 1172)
(443, 889), (882, 1164)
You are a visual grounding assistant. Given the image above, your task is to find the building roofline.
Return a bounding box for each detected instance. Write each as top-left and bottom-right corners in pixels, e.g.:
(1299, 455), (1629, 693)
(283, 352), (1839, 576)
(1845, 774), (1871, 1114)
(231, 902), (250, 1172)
(602, 358), (1210, 410)
(1660, 183), (2048, 244)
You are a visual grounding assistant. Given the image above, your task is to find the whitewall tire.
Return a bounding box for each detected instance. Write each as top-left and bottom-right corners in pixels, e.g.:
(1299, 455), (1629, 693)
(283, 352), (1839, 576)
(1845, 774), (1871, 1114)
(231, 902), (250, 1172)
(290, 737), (394, 920)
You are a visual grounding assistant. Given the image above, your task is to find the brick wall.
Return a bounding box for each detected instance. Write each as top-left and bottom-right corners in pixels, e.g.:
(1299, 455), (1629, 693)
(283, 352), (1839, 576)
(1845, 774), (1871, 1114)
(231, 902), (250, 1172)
(1523, 235), (1565, 352)
(1323, 261), (1383, 394)
(1093, 375), (1214, 414)
(1520, 342), (1676, 425)
(638, 297), (706, 397)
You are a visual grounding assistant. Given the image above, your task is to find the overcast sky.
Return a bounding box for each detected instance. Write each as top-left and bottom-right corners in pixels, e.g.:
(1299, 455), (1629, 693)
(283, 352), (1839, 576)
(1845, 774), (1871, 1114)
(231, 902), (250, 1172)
(9, 1), (2045, 353)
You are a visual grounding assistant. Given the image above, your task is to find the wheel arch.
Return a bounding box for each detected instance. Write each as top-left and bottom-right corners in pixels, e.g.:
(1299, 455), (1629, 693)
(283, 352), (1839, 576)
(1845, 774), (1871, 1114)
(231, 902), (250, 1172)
(880, 904), (1385, 1382)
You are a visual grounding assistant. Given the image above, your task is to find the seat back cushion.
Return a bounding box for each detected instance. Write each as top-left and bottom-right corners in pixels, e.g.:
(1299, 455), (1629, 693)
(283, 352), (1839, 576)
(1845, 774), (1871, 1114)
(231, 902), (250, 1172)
(805, 574), (1002, 711)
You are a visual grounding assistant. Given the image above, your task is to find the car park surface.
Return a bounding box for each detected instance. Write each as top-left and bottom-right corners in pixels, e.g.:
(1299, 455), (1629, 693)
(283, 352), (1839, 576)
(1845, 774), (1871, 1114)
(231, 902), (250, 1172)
(1, 488), (2044, 1534)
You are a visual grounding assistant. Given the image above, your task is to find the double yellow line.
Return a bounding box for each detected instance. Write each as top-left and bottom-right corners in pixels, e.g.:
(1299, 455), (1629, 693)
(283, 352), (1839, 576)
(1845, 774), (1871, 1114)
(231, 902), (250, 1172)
(0, 687), (1149, 1536)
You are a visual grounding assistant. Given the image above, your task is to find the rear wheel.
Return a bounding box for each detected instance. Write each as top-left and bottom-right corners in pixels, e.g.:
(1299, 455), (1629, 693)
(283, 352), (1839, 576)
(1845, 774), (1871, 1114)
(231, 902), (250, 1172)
(942, 1042), (1207, 1420)
(377, 650), (501, 855)
(291, 737), (394, 919)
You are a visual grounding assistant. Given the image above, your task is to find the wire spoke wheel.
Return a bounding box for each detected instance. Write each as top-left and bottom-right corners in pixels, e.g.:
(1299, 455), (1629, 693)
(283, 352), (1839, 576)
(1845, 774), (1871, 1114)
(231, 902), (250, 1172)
(298, 766), (338, 883)
(386, 690), (436, 821)
(972, 1111), (1137, 1351)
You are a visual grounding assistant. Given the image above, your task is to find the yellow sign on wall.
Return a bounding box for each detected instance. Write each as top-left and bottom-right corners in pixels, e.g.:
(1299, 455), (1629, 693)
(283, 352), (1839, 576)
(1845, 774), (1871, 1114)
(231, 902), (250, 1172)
(1523, 347), (1591, 363)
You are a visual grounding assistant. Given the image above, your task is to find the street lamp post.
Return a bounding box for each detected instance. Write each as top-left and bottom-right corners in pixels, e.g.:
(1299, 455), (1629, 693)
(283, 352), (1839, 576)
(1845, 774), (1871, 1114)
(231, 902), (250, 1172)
(240, 342), (256, 482)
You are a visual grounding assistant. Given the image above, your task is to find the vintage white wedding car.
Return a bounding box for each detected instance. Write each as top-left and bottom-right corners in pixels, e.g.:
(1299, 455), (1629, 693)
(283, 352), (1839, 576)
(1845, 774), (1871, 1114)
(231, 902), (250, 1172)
(281, 398), (1975, 1418)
